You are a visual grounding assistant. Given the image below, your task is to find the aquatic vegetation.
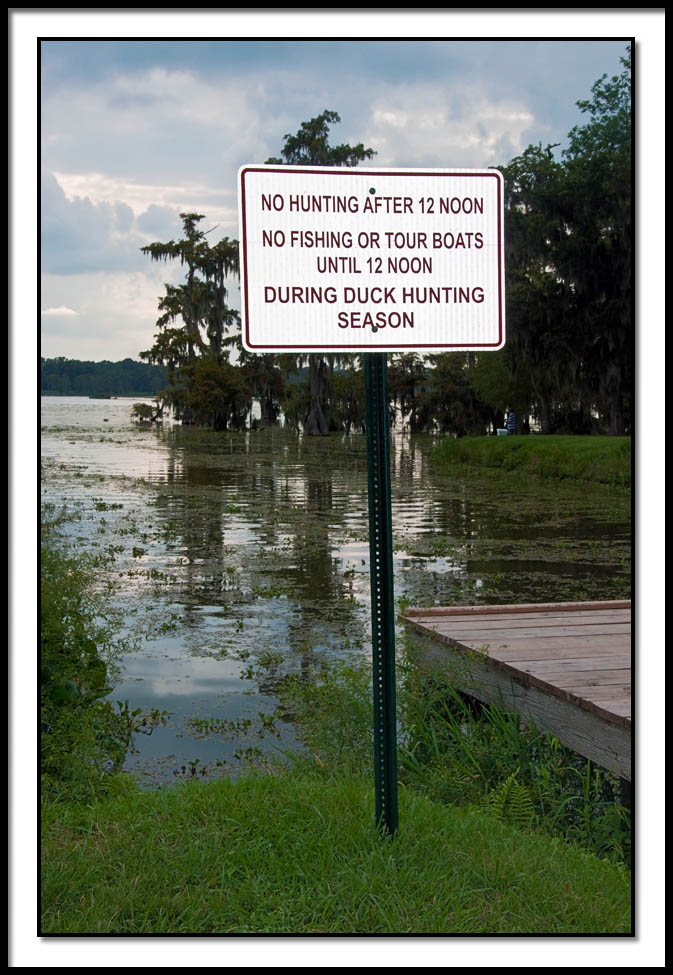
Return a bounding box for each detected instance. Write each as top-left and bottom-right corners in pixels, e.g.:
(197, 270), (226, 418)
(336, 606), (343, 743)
(41, 402), (631, 786)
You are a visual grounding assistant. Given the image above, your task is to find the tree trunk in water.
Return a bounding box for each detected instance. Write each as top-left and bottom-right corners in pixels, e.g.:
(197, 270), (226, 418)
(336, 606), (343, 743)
(260, 386), (277, 426)
(305, 355), (330, 436)
(538, 396), (553, 434)
(610, 392), (625, 436)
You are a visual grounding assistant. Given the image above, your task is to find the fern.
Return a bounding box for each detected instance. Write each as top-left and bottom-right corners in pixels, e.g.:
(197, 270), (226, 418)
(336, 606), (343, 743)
(482, 769), (535, 829)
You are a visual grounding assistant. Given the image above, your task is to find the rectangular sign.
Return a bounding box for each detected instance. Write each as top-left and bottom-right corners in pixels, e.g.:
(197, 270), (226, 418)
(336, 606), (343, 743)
(238, 166), (505, 353)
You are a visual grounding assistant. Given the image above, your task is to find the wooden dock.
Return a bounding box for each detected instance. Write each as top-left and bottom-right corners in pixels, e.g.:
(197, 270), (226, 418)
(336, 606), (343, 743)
(401, 600), (631, 780)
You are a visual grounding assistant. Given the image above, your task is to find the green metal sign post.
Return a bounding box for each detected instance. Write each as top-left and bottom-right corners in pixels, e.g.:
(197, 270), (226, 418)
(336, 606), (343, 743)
(239, 165), (506, 838)
(364, 352), (398, 836)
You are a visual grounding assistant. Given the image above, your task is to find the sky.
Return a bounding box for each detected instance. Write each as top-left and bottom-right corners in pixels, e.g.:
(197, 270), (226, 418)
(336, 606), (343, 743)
(35, 28), (638, 362)
(12, 9), (667, 970)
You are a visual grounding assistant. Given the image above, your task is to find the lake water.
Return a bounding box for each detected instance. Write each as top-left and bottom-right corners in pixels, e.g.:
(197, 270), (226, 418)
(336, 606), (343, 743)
(41, 396), (631, 787)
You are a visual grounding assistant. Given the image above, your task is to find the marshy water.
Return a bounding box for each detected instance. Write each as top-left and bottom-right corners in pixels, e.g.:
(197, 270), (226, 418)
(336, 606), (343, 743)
(41, 396), (631, 787)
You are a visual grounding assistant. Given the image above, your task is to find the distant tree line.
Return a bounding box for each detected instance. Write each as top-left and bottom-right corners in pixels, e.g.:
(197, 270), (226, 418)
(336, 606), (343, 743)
(41, 357), (169, 397)
(137, 49), (631, 436)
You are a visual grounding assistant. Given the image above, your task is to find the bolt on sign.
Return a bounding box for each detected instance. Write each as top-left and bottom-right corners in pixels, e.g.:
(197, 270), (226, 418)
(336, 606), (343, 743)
(238, 165), (505, 353)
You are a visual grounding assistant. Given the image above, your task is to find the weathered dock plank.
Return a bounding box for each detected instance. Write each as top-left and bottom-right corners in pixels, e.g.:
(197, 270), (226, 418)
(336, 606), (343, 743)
(401, 600), (631, 780)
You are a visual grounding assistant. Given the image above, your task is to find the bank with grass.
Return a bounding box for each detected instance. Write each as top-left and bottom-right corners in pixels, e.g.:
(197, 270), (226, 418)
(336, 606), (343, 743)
(430, 435), (631, 489)
(40, 507), (632, 935)
(41, 646), (633, 934)
(41, 769), (630, 935)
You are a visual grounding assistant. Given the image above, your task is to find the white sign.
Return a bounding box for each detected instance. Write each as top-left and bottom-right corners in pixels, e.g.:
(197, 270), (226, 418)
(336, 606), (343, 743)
(238, 166), (505, 353)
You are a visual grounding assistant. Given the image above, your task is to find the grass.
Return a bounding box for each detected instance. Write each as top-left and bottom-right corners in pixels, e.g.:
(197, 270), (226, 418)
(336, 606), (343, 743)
(397, 672), (631, 868)
(41, 770), (631, 935)
(430, 435), (631, 488)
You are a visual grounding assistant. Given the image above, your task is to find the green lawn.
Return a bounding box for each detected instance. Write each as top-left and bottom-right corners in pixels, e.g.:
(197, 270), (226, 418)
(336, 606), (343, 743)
(42, 770), (631, 935)
(430, 435), (631, 488)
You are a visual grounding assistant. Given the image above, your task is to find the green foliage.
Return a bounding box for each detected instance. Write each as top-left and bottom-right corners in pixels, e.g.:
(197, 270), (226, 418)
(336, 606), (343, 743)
(397, 656), (631, 866)
(130, 403), (157, 422)
(279, 361), (367, 435)
(415, 353), (492, 436)
(140, 212), (242, 425)
(468, 350), (533, 422)
(41, 512), (160, 801)
(239, 351), (286, 426)
(180, 356), (252, 431)
(562, 49), (632, 435)
(274, 656), (374, 776)
(270, 639), (630, 867)
(480, 769), (535, 829)
(387, 353), (429, 431)
(328, 363), (366, 434)
(280, 374), (312, 434)
(266, 109), (376, 169)
(496, 45), (632, 434)
(42, 515), (123, 797)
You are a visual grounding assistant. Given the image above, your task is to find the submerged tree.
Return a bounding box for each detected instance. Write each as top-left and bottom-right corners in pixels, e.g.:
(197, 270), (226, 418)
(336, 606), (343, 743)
(388, 353), (428, 431)
(266, 110), (376, 435)
(238, 349), (286, 426)
(140, 212), (247, 427)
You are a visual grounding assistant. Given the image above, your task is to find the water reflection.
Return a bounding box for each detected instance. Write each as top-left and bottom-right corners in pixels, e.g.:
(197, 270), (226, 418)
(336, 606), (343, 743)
(41, 398), (631, 786)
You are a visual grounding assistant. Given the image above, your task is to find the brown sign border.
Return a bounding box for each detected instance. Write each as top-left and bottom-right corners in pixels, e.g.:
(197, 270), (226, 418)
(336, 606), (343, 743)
(239, 166), (505, 352)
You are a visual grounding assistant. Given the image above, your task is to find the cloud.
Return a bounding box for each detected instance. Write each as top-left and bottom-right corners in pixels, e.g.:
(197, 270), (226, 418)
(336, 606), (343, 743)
(135, 203), (185, 239)
(41, 306), (79, 317)
(41, 171), (237, 276)
(361, 83), (537, 168)
(41, 58), (539, 263)
(40, 267), (186, 360)
(41, 170), (148, 274)
(41, 64), (272, 189)
(52, 171), (237, 230)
